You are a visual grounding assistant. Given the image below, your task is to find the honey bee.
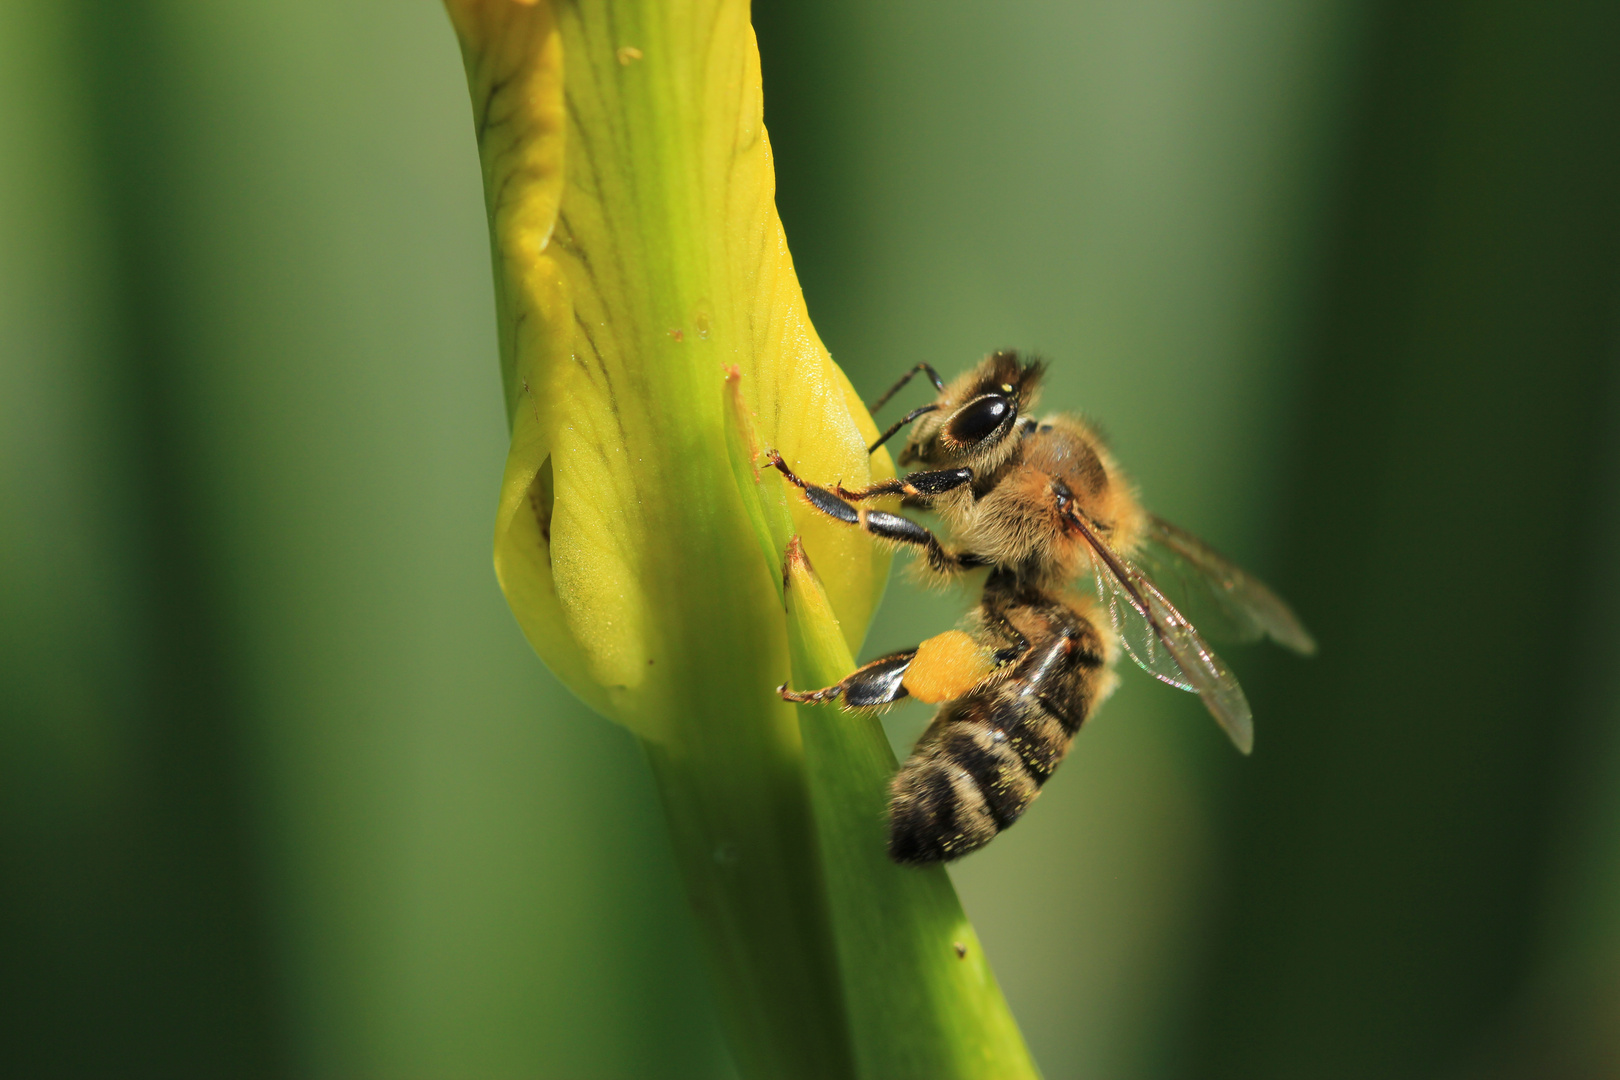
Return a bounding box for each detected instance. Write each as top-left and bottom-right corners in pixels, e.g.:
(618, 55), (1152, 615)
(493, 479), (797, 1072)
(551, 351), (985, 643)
(770, 350), (1314, 864)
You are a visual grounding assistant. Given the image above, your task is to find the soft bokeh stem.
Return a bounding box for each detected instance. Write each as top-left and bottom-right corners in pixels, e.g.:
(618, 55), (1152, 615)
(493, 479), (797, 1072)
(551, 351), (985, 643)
(642, 739), (854, 1079)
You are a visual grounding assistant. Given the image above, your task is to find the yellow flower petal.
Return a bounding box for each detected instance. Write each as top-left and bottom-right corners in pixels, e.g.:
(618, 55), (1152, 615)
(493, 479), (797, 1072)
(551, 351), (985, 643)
(452, 0), (890, 732)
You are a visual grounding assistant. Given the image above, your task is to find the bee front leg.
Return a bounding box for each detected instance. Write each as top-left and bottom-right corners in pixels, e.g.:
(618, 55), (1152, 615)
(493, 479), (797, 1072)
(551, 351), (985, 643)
(766, 453), (981, 575)
(832, 467), (973, 503)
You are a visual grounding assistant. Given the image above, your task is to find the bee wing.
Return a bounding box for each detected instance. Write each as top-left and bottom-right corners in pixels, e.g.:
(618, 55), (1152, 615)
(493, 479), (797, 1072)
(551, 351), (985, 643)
(1074, 519), (1255, 754)
(1135, 515), (1317, 656)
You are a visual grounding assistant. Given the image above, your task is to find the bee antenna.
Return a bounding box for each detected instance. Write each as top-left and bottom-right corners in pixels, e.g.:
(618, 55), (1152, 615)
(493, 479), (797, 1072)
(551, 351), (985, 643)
(867, 404), (939, 455)
(1020, 355), (1048, 388)
(869, 362), (946, 414)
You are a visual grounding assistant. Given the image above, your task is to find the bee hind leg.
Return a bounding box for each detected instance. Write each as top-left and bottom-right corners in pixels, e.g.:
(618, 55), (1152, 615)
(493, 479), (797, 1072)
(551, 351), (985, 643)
(780, 649), (917, 709)
(781, 627), (1011, 711)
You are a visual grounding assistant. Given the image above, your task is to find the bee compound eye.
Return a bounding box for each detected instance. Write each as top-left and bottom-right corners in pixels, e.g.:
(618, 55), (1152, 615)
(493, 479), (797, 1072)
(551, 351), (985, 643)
(945, 395), (1011, 447)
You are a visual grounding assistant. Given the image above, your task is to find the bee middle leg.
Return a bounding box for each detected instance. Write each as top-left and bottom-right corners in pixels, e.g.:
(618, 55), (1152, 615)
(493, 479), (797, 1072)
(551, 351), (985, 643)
(766, 453), (981, 574)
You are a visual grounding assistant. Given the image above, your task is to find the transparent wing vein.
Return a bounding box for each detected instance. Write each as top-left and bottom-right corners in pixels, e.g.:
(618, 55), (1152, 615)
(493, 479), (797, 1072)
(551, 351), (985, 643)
(1086, 541), (1255, 754)
(1138, 516), (1317, 655)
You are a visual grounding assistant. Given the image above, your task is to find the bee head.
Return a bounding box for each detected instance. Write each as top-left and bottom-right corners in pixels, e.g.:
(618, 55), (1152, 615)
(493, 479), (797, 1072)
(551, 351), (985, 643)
(900, 351), (1045, 467)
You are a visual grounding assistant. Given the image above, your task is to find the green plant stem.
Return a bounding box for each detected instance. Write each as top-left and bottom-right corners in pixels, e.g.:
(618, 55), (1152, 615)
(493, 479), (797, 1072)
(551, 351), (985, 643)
(642, 738), (853, 1079)
(783, 544), (1040, 1079)
(449, 0), (1039, 1073)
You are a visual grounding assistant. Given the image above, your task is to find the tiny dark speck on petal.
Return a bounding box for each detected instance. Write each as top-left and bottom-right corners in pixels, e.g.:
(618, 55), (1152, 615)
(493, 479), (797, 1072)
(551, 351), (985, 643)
(953, 941), (967, 959)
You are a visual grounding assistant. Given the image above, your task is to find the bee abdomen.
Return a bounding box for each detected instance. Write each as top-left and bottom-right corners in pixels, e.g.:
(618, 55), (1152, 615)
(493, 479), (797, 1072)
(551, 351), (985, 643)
(1004, 693), (1079, 780)
(887, 694), (1070, 864)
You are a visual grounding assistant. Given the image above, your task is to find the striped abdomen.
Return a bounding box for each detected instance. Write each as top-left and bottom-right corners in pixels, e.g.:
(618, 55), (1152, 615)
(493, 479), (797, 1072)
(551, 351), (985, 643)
(887, 602), (1110, 864)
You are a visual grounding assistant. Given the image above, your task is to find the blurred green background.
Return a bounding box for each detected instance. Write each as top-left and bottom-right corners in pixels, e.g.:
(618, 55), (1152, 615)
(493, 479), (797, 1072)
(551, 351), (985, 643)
(3, 0), (1617, 1077)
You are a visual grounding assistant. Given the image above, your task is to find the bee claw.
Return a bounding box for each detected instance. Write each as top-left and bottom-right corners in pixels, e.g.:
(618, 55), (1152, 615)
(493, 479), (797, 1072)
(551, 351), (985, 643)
(765, 452), (808, 490)
(780, 682), (840, 705)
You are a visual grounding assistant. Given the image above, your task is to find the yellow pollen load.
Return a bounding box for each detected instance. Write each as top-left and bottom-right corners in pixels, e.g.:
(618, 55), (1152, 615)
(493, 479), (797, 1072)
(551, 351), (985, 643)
(902, 630), (1000, 704)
